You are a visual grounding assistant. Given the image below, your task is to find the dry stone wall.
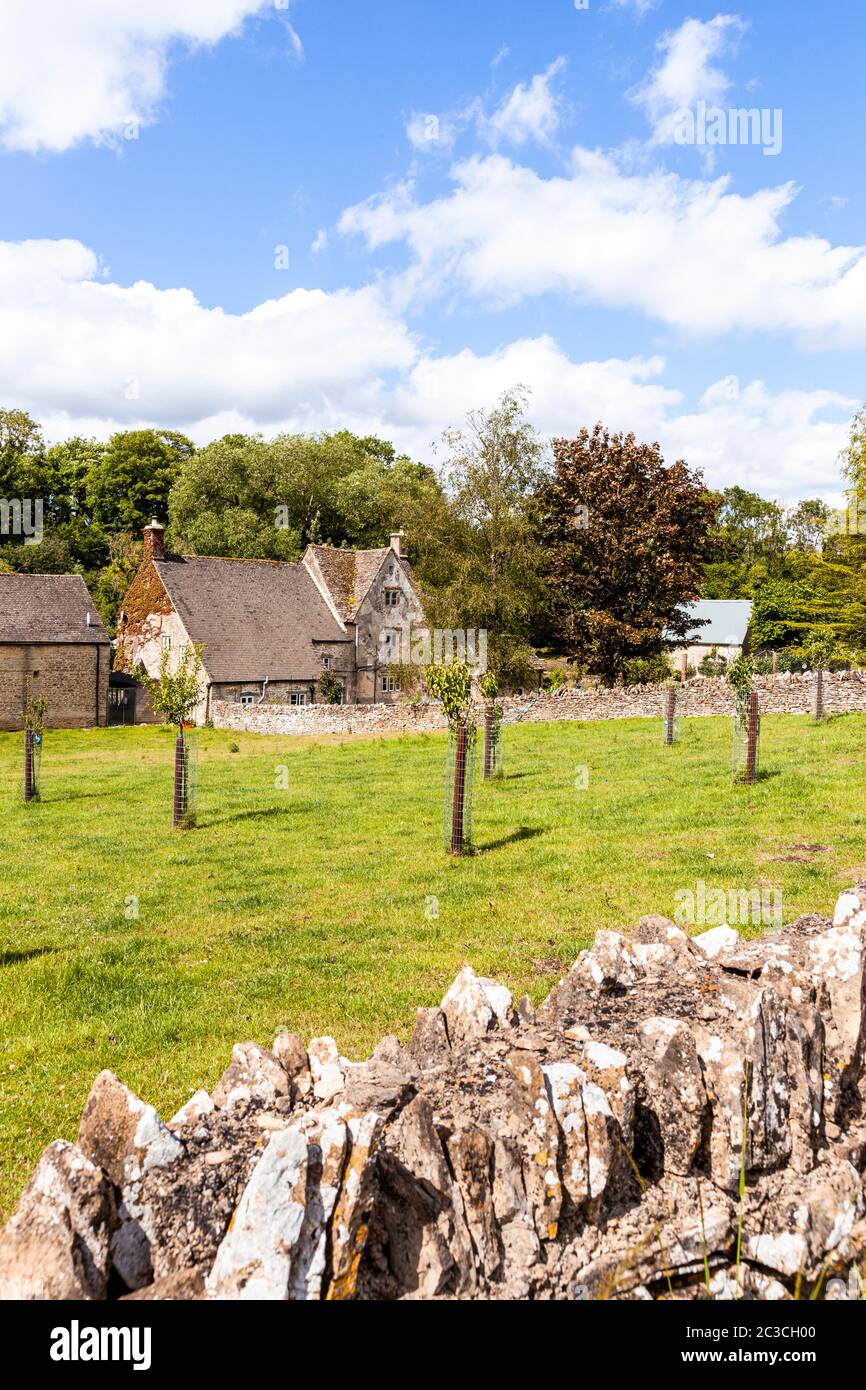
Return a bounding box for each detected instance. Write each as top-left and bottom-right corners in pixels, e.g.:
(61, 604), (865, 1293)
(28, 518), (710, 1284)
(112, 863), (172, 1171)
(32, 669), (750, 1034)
(3, 887), (865, 1301)
(211, 671), (866, 738)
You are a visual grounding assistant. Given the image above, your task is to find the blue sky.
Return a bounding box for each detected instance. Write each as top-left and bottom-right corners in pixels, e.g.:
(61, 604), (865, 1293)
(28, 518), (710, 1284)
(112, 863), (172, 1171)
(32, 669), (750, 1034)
(1, 0), (864, 500)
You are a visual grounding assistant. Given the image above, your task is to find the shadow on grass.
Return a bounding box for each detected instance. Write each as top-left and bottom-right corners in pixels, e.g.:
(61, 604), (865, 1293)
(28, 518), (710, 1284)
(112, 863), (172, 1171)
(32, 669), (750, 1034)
(478, 826), (545, 854)
(0, 947), (55, 967)
(203, 806), (297, 828)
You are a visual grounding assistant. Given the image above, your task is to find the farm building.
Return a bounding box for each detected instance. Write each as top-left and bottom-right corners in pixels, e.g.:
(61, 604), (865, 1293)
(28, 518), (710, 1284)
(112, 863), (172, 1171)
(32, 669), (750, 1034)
(117, 522), (426, 723)
(0, 574), (110, 730)
(669, 599), (753, 675)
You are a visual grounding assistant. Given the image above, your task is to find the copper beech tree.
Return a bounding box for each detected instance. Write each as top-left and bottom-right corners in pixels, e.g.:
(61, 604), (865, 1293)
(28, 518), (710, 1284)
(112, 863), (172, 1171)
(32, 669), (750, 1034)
(543, 425), (719, 686)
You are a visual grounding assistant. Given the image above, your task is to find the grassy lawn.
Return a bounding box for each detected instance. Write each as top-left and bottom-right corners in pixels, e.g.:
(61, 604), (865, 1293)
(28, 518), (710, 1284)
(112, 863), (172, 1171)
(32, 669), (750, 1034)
(1, 712), (864, 1217)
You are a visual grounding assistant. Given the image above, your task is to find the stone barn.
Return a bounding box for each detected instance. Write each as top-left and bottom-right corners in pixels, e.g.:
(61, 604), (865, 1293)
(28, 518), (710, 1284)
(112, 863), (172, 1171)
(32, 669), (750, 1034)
(0, 574), (110, 730)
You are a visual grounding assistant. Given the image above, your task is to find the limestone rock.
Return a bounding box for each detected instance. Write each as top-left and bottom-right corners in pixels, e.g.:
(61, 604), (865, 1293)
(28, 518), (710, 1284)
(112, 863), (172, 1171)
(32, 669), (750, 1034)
(78, 1070), (184, 1189)
(212, 1043), (292, 1111)
(169, 1091), (214, 1128)
(408, 1007), (451, 1070)
(692, 924), (740, 960)
(206, 1127), (309, 1299)
(308, 1037), (346, 1103)
(272, 1030), (312, 1098)
(0, 1141), (117, 1300)
(440, 966), (514, 1045)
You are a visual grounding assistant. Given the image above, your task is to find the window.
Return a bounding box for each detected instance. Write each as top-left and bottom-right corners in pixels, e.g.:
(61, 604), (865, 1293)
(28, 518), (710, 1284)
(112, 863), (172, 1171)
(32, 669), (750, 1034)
(382, 675), (401, 694)
(321, 655), (332, 669)
(289, 692), (307, 706)
(384, 588), (400, 607)
(239, 693), (255, 707)
(161, 635), (172, 652)
(178, 644), (187, 663)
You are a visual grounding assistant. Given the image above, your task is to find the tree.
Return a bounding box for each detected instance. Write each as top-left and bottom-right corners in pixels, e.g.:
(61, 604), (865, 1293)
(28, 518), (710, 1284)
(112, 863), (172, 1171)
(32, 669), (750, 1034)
(543, 425), (718, 686)
(424, 388), (548, 689)
(86, 429), (194, 532)
(139, 646), (203, 828)
(0, 408), (43, 498)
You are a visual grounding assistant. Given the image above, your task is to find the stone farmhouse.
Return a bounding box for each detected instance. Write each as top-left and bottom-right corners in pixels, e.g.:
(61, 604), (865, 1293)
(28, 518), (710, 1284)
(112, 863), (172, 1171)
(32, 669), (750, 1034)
(0, 574), (110, 730)
(117, 522), (425, 724)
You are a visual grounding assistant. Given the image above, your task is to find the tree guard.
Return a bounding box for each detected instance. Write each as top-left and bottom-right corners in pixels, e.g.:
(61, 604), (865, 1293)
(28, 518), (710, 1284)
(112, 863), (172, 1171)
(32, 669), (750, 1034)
(172, 730), (198, 829)
(443, 722), (476, 854)
(661, 686), (681, 746)
(732, 692), (760, 785)
(812, 669), (826, 722)
(483, 703), (503, 780)
(23, 730), (42, 804)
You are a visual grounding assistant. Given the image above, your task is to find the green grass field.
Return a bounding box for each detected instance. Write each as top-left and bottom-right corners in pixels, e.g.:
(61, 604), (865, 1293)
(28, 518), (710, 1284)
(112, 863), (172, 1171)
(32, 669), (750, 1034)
(1, 713), (864, 1217)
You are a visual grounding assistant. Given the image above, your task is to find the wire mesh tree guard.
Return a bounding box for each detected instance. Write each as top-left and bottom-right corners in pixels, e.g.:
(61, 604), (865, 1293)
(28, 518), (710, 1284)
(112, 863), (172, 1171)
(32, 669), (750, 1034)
(732, 691), (760, 785)
(812, 669), (826, 722)
(482, 704), (504, 780)
(172, 729), (199, 829)
(22, 730), (42, 804)
(661, 685), (682, 746)
(443, 721), (476, 854)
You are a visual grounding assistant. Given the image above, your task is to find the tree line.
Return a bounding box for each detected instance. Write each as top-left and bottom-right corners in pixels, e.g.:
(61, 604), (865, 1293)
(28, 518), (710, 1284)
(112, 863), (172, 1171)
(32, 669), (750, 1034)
(1, 392), (864, 686)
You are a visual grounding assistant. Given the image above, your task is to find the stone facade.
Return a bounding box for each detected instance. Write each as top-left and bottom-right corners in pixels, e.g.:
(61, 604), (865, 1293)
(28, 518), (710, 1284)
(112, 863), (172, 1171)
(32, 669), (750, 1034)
(0, 643), (109, 732)
(212, 670), (866, 738)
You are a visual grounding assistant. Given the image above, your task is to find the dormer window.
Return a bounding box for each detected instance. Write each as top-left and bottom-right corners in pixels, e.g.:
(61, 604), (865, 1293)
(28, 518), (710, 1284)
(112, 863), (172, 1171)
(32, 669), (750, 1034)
(384, 588), (400, 608)
(322, 655), (332, 670)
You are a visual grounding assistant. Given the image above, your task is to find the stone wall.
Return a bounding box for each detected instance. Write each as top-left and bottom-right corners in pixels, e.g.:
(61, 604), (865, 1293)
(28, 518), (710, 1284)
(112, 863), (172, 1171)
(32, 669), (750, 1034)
(211, 671), (866, 738)
(2, 886), (864, 1301)
(0, 642), (109, 731)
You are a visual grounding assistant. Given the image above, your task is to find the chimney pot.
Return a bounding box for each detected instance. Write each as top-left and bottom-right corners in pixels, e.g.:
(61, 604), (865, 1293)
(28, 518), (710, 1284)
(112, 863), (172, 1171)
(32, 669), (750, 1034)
(390, 530), (406, 558)
(143, 518), (166, 563)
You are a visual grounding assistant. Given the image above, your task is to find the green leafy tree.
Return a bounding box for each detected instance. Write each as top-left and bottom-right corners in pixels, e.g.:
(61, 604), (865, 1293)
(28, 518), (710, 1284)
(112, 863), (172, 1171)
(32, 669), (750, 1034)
(318, 671), (345, 705)
(425, 659), (475, 854)
(423, 388), (548, 689)
(543, 424), (718, 686)
(87, 429), (194, 532)
(0, 408), (43, 497)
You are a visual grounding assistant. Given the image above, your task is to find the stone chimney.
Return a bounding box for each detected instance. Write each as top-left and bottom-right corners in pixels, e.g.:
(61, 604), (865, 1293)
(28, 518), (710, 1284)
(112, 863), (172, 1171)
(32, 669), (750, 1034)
(142, 519), (166, 563)
(390, 530), (406, 558)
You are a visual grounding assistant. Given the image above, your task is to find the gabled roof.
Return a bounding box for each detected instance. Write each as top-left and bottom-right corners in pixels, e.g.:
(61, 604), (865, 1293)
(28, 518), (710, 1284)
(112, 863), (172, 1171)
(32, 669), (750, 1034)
(679, 600), (753, 646)
(304, 545), (404, 624)
(152, 556), (350, 683)
(0, 574), (109, 644)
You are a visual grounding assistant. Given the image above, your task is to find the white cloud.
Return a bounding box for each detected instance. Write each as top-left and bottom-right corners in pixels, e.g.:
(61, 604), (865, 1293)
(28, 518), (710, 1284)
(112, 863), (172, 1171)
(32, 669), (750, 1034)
(311, 228), (328, 254)
(0, 237), (851, 501)
(482, 58), (567, 148)
(0, 0), (277, 152)
(632, 14), (747, 146)
(340, 149), (866, 345)
(0, 238), (417, 424)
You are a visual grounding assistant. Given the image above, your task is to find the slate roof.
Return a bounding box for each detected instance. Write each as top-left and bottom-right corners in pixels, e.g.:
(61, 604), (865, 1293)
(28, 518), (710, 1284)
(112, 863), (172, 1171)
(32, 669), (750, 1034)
(305, 545), (398, 623)
(152, 556), (350, 683)
(678, 600), (753, 647)
(0, 574), (109, 644)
